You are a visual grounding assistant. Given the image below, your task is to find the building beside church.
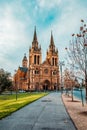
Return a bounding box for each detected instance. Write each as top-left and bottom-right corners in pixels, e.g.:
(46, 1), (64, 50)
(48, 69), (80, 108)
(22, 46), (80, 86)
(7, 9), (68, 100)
(14, 27), (60, 91)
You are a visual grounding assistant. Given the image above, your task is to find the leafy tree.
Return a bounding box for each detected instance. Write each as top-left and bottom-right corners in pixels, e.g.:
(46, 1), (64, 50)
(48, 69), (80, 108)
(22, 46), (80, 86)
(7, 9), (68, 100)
(0, 69), (12, 93)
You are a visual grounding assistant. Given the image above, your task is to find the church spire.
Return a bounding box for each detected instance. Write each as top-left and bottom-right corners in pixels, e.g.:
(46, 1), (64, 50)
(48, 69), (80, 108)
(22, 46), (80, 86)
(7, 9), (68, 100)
(23, 53), (27, 61)
(22, 53), (28, 67)
(49, 31), (55, 53)
(33, 26), (37, 42)
(50, 31), (54, 46)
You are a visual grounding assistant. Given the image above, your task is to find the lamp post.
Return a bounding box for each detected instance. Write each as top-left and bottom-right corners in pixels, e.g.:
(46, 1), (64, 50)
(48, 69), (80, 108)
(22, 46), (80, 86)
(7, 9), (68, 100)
(27, 68), (30, 92)
(57, 70), (59, 91)
(50, 65), (53, 91)
(14, 70), (18, 101)
(71, 74), (75, 101)
(59, 61), (64, 93)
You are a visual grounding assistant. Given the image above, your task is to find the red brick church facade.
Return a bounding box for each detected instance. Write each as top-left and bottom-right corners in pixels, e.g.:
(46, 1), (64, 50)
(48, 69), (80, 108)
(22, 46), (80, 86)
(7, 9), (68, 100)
(14, 28), (60, 91)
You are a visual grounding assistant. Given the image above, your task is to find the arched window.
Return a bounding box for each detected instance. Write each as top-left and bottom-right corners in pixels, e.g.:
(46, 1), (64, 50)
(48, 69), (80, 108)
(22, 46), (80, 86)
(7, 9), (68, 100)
(34, 55), (36, 64)
(35, 68), (39, 74)
(53, 70), (57, 75)
(55, 58), (57, 66)
(52, 58), (54, 66)
(37, 55), (39, 64)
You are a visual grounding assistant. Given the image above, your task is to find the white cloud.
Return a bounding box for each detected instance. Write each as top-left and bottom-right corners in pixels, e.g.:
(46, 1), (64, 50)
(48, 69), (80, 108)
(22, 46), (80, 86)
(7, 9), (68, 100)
(37, 0), (87, 63)
(0, 5), (26, 48)
(0, 0), (87, 75)
(0, 4), (31, 75)
(37, 0), (61, 9)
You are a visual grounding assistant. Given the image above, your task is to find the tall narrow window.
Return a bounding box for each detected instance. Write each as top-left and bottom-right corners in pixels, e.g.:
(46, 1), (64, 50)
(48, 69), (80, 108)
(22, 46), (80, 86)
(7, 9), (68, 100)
(52, 58), (54, 66)
(37, 55), (39, 64)
(34, 55), (36, 64)
(55, 58), (57, 66)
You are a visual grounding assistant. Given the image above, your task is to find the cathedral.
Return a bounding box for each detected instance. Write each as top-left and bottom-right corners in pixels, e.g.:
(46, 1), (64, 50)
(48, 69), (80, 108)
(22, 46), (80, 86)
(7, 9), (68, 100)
(14, 27), (60, 91)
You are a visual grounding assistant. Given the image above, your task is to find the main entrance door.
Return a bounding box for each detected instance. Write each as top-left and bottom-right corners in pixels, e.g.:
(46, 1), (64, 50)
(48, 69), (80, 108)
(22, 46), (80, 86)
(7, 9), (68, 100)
(43, 80), (50, 91)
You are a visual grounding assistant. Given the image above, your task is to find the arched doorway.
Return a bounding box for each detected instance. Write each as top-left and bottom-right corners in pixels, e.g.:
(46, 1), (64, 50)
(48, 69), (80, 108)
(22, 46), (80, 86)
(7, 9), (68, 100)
(35, 82), (39, 91)
(54, 83), (57, 91)
(43, 80), (50, 91)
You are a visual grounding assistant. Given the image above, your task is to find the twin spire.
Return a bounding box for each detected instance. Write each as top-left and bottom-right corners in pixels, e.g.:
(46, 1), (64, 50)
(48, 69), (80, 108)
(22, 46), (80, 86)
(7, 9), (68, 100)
(33, 27), (55, 46)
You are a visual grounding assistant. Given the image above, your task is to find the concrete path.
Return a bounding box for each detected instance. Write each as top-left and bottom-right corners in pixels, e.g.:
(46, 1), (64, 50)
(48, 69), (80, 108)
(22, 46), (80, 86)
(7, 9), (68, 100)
(0, 92), (76, 130)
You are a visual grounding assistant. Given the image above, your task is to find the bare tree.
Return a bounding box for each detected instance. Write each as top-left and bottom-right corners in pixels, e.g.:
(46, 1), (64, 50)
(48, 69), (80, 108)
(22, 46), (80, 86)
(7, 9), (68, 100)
(65, 19), (87, 101)
(64, 68), (75, 89)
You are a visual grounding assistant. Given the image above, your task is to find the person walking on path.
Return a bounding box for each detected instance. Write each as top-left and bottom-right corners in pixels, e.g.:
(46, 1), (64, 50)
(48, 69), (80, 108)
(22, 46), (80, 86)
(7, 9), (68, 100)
(0, 92), (77, 130)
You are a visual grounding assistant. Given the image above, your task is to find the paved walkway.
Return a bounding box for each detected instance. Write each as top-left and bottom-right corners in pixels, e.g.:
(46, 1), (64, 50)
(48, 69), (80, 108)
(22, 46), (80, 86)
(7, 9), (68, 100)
(0, 92), (76, 130)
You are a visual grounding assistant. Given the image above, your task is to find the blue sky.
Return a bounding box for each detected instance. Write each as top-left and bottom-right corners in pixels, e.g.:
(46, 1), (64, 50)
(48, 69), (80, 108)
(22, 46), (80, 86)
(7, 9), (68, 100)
(0, 0), (87, 75)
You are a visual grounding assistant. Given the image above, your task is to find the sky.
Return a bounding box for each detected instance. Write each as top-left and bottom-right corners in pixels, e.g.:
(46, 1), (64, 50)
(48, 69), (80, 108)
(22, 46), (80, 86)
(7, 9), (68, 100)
(0, 0), (87, 75)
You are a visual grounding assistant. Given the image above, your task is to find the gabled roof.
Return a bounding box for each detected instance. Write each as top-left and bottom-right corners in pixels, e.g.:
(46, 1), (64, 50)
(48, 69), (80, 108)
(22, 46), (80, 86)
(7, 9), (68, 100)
(42, 59), (51, 66)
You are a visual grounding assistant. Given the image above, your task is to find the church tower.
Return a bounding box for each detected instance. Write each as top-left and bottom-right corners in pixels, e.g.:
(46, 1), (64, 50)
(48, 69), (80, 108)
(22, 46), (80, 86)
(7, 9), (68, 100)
(22, 53), (28, 68)
(45, 31), (59, 90)
(46, 31), (58, 66)
(29, 27), (42, 90)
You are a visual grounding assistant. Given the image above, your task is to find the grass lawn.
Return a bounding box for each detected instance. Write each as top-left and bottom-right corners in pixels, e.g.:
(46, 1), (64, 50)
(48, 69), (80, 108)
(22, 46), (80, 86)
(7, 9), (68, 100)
(0, 92), (48, 119)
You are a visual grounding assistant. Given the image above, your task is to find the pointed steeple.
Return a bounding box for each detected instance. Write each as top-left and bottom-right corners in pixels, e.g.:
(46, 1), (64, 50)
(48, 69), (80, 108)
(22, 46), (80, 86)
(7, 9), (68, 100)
(22, 53), (28, 67)
(23, 53), (27, 61)
(33, 26), (37, 42)
(32, 26), (39, 50)
(49, 31), (56, 53)
(50, 31), (54, 46)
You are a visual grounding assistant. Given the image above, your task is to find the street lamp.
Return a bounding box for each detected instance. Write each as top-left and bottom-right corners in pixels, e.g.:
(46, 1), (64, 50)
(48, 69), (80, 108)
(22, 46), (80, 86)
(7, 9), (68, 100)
(14, 70), (18, 100)
(59, 61), (65, 93)
(57, 70), (59, 91)
(50, 65), (52, 91)
(71, 74), (75, 101)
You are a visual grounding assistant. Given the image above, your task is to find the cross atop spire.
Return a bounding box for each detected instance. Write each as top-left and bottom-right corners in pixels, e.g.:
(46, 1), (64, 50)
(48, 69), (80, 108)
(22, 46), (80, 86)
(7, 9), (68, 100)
(33, 26), (37, 42)
(50, 31), (54, 46)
